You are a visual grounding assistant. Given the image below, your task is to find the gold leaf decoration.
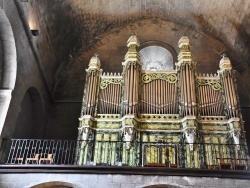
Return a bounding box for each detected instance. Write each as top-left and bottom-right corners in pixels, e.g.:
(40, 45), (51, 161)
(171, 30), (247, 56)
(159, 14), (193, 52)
(197, 79), (222, 91)
(141, 73), (177, 84)
(100, 78), (123, 89)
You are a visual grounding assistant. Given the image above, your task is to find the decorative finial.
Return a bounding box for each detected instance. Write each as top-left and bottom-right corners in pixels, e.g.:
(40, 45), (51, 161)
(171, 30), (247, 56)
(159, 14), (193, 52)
(221, 53), (227, 58)
(219, 52), (231, 70)
(178, 34), (190, 48)
(126, 33), (140, 47)
(182, 33), (187, 37)
(88, 53), (101, 69)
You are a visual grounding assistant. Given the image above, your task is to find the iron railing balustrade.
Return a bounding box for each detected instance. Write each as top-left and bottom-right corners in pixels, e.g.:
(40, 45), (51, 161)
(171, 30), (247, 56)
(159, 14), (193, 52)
(0, 139), (248, 170)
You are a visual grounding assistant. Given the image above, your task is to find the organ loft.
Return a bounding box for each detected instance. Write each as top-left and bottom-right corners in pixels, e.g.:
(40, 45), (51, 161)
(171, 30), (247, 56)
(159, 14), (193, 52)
(76, 34), (248, 169)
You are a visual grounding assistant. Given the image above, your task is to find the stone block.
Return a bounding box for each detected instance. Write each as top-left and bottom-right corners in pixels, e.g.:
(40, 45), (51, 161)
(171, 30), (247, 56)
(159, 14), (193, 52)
(0, 174), (27, 183)
(97, 174), (113, 183)
(190, 177), (219, 187)
(158, 176), (173, 184)
(66, 174), (82, 183)
(0, 182), (16, 188)
(121, 183), (136, 188)
(217, 178), (237, 188)
(113, 175), (144, 184)
(88, 182), (120, 188)
(82, 174), (98, 183)
(235, 179), (250, 188)
(142, 176), (159, 184)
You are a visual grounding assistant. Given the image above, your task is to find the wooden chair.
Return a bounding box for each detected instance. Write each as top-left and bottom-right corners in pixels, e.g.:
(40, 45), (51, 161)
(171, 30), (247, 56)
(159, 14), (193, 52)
(14, 157), (24, 164)
(219, 158), (232, 169)
(39, 153), (54, 164)
(234, 158), (247, 170)
(26, 153), (40, 164)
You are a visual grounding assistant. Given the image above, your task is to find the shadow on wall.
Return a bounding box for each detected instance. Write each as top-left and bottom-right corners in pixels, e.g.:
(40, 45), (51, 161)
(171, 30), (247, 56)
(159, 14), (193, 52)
(13, 87), (45, 139)
(30, 181), (80, 188)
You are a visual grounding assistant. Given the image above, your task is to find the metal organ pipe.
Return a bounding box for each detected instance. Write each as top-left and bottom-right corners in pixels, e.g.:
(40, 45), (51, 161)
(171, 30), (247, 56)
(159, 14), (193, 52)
(182, 66), (187, 116)
(150, 81), (152, 114)
(169, 80), (172, 114)
(191, 72), (196, 115)
(114, 84), (117, 114)
(225, 74), (232, 117)
(173, 82), (177, 113)
(198, 85), (203, 115)
(133, 65), (137, 114)
(123, 62), (140, 115)
(229, 74), (238, 117)
(185, 65), (190, 115)
(211, 86), (215, 115)
(222, 73), (230, 116)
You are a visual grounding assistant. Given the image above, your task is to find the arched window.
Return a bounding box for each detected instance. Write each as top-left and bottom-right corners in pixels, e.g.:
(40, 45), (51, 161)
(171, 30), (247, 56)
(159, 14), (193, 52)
(139, 46), (174, 71)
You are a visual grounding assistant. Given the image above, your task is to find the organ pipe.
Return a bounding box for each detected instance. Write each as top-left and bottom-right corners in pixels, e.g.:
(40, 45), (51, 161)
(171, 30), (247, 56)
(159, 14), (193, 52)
(122, 34), (141, 116)
(177, 36), (197, 117)
(81, 37), (241, 121)
(219, 54), (238, 118)
(77, 35), (246, 168)
(82, 54), (101, 116)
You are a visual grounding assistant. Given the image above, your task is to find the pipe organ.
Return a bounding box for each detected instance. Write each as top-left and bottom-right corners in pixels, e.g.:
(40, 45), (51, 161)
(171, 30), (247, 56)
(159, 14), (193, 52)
(76, 34), (248, 169)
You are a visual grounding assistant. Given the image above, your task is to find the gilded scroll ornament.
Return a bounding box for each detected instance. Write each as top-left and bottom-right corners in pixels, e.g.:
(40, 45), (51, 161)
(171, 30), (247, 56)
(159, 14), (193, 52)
(197, 79), (222, 91)
(100, 78), (123, 89)
(141, 73), (177, 84)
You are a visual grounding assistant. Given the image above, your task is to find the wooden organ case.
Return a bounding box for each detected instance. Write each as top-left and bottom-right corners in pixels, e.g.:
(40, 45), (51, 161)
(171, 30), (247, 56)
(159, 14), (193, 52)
(76, 34), (248, 170)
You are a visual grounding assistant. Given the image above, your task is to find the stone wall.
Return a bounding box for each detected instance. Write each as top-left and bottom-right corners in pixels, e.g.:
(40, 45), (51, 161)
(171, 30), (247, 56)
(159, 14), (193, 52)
(0, 0), (50, 139)
(0, 174), (249, 188)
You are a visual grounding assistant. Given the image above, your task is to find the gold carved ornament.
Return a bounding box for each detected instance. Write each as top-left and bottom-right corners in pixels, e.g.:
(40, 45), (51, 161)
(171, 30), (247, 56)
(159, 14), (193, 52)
(197, 79), (222, 91)
(141, 73), (177, 84)
(100, 78), (123, 89)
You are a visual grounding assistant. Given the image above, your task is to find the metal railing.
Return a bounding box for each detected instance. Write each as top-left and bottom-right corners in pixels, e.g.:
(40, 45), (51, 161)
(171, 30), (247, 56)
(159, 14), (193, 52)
(0, 139), (248, 171)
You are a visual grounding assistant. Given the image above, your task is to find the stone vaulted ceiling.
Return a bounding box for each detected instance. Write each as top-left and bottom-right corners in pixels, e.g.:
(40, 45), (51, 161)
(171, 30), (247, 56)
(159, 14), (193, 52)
(12, 0), (250, 103)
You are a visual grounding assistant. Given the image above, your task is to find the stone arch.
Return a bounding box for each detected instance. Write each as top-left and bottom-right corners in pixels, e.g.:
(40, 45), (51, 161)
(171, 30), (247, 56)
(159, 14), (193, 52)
(30, 181), (80, 188)
(13, 87), (45, 139)
(0, 8), (17, 137)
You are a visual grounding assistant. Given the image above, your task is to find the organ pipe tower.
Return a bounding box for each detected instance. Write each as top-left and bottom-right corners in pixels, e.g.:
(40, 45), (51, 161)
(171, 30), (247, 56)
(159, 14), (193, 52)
(76, 34), (248, 169)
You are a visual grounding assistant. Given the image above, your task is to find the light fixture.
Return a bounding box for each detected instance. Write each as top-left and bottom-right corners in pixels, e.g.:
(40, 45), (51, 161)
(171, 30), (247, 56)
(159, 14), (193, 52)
(31, 29), (40, 36)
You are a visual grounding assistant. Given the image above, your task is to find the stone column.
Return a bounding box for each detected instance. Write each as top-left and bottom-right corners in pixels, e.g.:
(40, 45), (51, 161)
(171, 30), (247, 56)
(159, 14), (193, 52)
(0, 90), (12, 134)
